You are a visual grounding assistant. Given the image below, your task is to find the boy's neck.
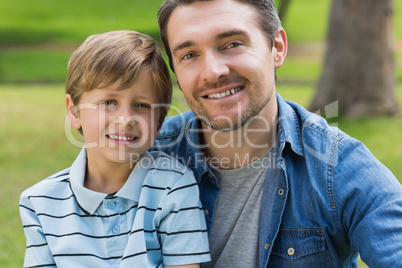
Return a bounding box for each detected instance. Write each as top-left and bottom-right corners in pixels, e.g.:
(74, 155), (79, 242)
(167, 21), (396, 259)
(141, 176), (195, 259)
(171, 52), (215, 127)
(84, 156), (134, 194)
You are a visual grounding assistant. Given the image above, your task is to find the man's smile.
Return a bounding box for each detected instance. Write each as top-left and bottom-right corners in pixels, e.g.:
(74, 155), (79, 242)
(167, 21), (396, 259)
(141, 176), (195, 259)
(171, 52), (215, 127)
(204, 86), (244, 99)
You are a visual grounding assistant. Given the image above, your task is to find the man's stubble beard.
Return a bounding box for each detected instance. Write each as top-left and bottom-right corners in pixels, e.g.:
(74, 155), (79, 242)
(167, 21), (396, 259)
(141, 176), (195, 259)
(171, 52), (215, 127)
(185, 79), (273, 132)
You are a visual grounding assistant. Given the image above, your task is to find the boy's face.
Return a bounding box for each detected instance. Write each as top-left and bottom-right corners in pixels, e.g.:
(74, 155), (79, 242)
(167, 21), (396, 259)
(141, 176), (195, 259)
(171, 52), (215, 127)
(67, 68), (161, 166)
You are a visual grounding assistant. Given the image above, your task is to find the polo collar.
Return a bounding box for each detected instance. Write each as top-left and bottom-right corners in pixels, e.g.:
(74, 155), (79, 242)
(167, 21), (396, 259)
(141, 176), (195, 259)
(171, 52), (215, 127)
(70, 148), (154, 214)
(116, 151), (154, 201)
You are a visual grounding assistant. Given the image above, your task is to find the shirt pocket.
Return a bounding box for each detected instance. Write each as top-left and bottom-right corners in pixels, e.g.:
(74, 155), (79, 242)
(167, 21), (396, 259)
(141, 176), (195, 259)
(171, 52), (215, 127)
(268, 228), (332, 268)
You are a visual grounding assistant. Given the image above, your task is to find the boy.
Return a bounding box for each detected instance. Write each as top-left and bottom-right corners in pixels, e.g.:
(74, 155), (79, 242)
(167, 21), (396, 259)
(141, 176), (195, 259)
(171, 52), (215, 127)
(19, 30), (210, 268)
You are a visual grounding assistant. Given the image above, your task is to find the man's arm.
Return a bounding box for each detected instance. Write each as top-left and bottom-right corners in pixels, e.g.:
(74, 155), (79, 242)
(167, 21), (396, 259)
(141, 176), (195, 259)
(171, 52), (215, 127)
(335, 138), (402, 266)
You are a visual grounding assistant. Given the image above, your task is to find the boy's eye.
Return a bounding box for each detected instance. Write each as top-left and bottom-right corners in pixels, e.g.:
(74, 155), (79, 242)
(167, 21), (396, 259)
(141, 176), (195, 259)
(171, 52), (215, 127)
(101, 100), (117, 111)
(136, 103), (150, 108)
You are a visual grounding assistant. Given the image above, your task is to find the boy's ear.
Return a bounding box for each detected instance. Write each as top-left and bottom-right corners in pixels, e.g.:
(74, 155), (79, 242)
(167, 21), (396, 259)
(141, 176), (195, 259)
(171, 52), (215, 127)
(65, 94), (81, 130)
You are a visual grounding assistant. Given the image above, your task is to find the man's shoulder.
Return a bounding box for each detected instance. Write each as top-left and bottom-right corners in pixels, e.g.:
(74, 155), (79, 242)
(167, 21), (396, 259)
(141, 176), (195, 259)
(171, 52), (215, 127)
(151, 111), (200, 160)
(281, 97), (398, 184)
(282, 98), (345, 141)
(157, 110), (197, 139)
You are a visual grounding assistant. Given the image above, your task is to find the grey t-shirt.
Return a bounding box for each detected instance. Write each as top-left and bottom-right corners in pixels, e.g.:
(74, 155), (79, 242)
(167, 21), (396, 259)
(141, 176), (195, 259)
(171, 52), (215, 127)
(204, 142), (279, 268)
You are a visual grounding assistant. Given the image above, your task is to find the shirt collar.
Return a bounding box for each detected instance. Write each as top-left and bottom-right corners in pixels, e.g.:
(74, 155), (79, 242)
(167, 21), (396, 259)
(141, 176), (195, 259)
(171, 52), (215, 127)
(70, 148), (155, 214)
(70, 148), (107, 214)
(186, 117), (212, 183)
(116, 151), (154, 201)
(276, 92), (304, 156)
(183, 92), (305, 181)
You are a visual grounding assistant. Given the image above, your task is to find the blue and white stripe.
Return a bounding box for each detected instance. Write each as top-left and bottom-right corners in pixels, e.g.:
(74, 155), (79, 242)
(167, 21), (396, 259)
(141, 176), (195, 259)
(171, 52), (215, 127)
(20, 149), (210, 268)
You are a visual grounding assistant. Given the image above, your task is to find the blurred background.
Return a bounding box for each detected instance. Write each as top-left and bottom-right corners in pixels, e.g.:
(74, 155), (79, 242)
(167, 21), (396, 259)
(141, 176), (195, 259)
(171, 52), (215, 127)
(1, 0), (401, 267)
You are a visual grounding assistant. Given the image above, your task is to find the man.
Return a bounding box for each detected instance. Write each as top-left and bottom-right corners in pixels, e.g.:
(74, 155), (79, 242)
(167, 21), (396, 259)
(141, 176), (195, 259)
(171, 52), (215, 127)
(150, 0), (402, 267)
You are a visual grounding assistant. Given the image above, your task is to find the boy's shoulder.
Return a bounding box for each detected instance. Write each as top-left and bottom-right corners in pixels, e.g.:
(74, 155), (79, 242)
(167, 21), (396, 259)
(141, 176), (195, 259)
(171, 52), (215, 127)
(20, 167), (71, 198)
(147, 150), (191, 176)
(144, 151), (197, 189)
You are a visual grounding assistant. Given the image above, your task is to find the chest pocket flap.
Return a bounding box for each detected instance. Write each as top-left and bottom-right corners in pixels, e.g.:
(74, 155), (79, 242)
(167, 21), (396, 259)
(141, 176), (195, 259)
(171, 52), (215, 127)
(271, 228), (326, 260)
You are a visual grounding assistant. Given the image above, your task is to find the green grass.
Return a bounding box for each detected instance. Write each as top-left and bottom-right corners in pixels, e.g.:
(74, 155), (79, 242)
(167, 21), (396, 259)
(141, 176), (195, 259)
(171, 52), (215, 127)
(1, 0), (401, 84)
(0, 49), (71, 83)
(283, 0), (331, 42)
(0, 0), (164, 44)
(3, 0), (399, 44)
(284, 0), (402, 42)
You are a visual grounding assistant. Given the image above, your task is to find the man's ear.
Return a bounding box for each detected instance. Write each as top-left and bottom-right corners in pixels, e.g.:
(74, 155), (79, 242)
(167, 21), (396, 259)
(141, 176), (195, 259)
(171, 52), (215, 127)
(65, 94), (81, 130)
(273, 28), (288, 68)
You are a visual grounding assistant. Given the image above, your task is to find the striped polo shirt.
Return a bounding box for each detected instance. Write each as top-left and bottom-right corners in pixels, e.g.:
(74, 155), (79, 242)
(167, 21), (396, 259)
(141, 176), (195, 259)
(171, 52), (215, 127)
(20, 149), (210, 268)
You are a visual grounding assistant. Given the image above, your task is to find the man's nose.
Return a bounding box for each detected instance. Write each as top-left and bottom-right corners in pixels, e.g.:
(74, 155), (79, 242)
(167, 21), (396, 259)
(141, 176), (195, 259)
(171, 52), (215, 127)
(200, 50), (230, 82)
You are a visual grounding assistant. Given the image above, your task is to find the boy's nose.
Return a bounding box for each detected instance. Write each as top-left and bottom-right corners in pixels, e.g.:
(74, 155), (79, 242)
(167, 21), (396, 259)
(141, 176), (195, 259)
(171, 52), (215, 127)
(116, 114), (137, 127)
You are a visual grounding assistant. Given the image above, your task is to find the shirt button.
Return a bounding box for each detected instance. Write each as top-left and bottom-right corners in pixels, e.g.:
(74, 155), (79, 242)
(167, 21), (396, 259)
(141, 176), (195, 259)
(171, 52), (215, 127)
(278, 188), (284, 196)
(264, 244), (269, 250)
(107, 202), (116, 210)
(112, 225), (120, 234)
(287, 247), (295, 256)
(204, 209), (209, 216)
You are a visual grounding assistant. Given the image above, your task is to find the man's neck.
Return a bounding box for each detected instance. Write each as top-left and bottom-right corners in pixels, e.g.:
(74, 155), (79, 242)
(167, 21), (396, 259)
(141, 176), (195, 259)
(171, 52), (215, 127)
(201, 112), (278, 170)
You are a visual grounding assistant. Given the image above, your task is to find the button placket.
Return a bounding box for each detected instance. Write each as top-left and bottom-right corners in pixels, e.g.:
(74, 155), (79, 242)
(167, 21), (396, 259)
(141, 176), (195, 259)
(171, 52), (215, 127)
(107, 201), (116, 210)
(204, 209), (209, 216)
(112, 225), (120, 234)
(278, 188), (284, 196)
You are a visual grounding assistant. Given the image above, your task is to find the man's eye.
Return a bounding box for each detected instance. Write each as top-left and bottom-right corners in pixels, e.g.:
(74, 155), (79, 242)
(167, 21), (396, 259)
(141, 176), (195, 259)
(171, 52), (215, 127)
(227, 42), (240, 49)
(182, 53), (196, 60)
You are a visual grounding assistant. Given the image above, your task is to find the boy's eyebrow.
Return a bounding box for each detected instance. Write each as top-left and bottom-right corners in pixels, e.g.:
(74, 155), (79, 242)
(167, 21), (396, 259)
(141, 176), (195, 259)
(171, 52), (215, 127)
(172, 29), (248, 56)
(103, 92), (119, 97)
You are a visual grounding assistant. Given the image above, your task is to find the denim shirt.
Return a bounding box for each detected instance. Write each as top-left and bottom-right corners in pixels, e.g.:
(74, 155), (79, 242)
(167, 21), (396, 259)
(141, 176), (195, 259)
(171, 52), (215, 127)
(150, 93), (402, 267)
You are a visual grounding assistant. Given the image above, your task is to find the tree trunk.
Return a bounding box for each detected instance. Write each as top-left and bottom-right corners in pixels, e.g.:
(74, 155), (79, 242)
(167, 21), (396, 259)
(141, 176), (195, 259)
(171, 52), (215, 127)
(309, 0), (399, 117)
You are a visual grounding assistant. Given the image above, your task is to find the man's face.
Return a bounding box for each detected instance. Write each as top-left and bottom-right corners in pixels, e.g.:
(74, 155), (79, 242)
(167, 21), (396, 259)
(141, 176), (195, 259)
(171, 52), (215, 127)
(167, 0), (286, 131)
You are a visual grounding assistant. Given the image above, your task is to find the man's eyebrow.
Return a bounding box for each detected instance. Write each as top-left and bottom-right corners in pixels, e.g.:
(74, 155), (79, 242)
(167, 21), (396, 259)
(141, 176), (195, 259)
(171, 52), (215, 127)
(172, 40), (195, 55)
(172, 30), (248, 56)
(216, 30), (248, 40)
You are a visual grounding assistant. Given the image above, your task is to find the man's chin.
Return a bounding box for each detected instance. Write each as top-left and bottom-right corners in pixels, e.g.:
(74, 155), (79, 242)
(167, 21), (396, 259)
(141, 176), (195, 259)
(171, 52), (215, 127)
(201, 117), (246, 132)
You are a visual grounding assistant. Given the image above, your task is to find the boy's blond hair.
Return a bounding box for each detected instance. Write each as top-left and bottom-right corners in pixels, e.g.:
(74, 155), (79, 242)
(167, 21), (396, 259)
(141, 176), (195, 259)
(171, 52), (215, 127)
(66, 30), (172, 131)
